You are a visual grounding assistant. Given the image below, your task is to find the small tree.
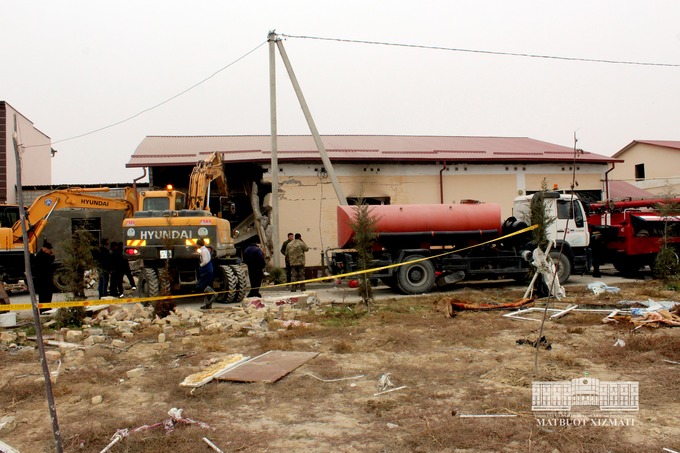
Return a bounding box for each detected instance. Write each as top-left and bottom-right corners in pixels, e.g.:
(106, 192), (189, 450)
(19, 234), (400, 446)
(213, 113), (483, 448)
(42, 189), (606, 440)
(530, 179), (555, 250)
(61, 227), (97, 299)
(653, 188), (680, 286)
(348, 199), (379, 311)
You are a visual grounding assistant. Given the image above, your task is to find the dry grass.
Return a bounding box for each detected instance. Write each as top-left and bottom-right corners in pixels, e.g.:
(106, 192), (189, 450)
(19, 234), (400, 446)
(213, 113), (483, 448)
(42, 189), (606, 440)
(1, 279), (678, 452)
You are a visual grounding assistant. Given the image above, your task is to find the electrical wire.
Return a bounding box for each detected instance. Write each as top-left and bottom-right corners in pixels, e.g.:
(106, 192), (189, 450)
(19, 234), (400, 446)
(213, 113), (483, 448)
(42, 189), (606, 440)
(24, 40), (267, 148)
(281, 34), (680, 68)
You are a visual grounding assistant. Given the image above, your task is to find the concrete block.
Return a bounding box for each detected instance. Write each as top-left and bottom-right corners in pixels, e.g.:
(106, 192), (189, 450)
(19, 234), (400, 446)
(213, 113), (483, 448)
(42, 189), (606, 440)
(0, 415), (16, 432)
(85, 328), (104, 336)
(111, 339), (126, 348)
(91, 335), (107, 344)
(84, 337), (96, 346)
(186, 327), (201, 336)
(162, 326), (175, 336)
(0, 332), (18, 343)
(158, 333), (166, 343)
(45, 350), (62, 361)
(126, 368), (145, 379)
(122, 332), (134, 339)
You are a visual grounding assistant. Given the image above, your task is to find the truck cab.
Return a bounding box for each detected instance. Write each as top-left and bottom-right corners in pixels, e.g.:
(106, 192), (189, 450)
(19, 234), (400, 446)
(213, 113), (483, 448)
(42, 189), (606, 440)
(513, 191), (591, 277)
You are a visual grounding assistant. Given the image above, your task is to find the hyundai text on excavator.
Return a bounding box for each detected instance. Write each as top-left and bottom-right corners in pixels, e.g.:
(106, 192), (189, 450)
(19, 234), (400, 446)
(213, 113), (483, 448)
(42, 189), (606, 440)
(123, 152), (249, 303)
(0, 187), (137, 290)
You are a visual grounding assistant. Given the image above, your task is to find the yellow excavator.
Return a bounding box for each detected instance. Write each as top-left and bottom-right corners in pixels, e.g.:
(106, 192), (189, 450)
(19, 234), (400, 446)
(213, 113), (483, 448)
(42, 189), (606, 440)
(0, 187), (137, 290)
(123, 152), (249, 303)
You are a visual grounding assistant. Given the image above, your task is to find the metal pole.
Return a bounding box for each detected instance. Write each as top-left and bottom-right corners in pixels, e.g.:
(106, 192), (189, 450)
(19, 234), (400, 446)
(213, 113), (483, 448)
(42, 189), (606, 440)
(275, 39), (347, 205)
(13, 115), (63, 452)
(268, 31), (281, 268)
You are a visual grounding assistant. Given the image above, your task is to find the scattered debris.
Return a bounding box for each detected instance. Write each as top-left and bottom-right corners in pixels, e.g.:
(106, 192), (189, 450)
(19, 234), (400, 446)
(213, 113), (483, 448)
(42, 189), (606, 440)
(386, 422), (399, 429)
(373, 385), (407, 397)
(503, 307), (562, 322)
(549, 304), (578, 319)
(588, 281), (621, 295)
(202, 437), (225, 453)
(305, 373), (365, 383)
(458, 414), (518, 418)
(216, 350), (319, 383)
(100, 408), (211, 453)
(664, 360), (680, 365)
(444, 297), (533, 316)
(516, 336), (552, 350)
(0, 440), (20, 453)
(613, 338), (626, 347)
(180, 354), (249, 387)
(377, 373), (394, 391)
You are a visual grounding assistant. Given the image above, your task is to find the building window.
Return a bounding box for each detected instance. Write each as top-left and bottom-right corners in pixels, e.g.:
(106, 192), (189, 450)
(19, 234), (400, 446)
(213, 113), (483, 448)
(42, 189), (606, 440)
(635, 163), (645, 181)
(347, 197), (390, 205)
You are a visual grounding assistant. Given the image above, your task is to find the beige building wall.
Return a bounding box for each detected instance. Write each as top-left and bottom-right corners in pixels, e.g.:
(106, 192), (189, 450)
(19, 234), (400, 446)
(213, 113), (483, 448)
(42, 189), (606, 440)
(2, 103), (52, 203)
(267, 161), (607, 267)
(610, 143), (680, 195)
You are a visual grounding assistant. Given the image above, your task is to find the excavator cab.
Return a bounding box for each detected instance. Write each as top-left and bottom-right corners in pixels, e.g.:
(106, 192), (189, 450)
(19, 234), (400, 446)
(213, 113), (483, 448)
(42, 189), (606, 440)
(138, 186), (187, 212)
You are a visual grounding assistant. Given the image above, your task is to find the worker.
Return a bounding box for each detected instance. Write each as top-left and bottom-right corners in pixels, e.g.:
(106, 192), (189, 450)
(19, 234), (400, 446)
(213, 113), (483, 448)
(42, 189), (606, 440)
(109, 242), (125, 298)
(285, 233), (309, 292)
(280, 232), (294, 286)
(95, 239), (112, 299)
(196, 238), (215, 309)
(33, 241), (55, 313)
(243, 241), (266, 298)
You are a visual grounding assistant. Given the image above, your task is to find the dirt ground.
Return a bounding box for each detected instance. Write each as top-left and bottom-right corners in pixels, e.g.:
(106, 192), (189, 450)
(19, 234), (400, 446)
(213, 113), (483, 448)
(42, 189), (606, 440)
(1, 278), (679, 453)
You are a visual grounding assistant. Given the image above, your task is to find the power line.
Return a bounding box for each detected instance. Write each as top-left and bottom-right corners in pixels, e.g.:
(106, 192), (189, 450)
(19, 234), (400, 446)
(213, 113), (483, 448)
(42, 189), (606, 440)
(281, 34), (680, 68)
(25, 40), (267, 148)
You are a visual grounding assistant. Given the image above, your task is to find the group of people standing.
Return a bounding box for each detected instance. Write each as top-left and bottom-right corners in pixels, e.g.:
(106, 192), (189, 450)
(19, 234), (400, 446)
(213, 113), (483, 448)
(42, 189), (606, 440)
(280, 232), (309, 292)
(95, 239), (135, 299)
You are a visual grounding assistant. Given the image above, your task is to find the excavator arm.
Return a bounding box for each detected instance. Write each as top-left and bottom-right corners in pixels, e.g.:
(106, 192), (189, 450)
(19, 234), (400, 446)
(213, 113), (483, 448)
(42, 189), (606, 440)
(10, 187), (136, 252)
(187, 152), (229, 211)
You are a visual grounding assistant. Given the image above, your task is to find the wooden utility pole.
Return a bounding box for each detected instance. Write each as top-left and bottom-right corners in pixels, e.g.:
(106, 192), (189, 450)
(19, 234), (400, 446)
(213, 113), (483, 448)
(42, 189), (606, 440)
(13, 116), (63, 452)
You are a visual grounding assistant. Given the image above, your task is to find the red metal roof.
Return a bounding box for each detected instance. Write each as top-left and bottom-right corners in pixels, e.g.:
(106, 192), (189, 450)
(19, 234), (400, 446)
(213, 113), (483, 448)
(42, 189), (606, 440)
(127, 135), (619, 167)
(613, 140), (680, 158)
(607, 180), (655, 200)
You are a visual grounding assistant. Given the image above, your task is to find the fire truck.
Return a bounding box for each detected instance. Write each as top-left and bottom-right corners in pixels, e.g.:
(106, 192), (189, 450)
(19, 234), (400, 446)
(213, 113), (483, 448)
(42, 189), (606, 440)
(587, 197), (680, 275)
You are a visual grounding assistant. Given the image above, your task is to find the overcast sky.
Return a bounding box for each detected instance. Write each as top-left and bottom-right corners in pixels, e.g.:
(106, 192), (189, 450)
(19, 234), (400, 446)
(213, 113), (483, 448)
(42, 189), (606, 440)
(2, 1), (679, 185)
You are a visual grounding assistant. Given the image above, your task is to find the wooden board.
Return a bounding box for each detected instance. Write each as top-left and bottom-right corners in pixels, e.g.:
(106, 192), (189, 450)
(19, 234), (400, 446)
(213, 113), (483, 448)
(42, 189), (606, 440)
(215, 350), (318, 383)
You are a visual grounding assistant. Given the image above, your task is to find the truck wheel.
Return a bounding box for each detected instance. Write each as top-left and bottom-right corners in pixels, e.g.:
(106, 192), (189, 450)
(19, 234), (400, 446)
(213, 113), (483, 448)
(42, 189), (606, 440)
(215, 265), (240, 304)
(613, 257), (641, 277)
(137, 268), (160, 297)
(548, 251), (571, 284)
(52, 266), (69, 293)
(396, 255), (435, 295)
(230, 264), (249, 303)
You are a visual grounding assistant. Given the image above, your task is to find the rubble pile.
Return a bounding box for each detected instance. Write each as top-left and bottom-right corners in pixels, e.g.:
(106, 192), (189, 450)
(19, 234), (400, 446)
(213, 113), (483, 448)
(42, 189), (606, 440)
(0, 293), (325, 351)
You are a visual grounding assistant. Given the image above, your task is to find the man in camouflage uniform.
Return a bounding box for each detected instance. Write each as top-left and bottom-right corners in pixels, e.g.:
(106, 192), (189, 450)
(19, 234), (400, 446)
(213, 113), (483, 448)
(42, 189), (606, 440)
(285, 233), (309, 292)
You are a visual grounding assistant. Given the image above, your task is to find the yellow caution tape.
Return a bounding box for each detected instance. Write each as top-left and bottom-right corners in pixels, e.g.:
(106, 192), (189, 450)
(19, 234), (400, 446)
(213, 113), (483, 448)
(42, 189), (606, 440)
(1, 224), (538, 312)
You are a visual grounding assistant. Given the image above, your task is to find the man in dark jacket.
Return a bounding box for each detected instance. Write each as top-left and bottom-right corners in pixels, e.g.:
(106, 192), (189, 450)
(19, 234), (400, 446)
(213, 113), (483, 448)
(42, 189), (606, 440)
(243, 241), (266, 298)
(33, 241), (55, 313)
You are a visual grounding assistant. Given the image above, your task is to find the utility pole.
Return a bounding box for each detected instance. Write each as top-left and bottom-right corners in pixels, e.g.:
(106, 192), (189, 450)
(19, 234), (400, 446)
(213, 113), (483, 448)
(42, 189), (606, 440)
(268, 31), (281, 268)
(13, 115), (63, 452)
(273, 34), (347, 206)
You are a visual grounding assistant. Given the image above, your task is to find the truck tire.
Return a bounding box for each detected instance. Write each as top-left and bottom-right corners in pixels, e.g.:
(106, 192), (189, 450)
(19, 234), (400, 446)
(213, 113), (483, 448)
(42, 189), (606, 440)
(396, 255), (435, 295)
(52, 266), (69, 293)
(215, 265), (243, 304)
(136, 268), (160, 298)
(229, 264), (249, 303)
(548, 251), (571, 284)
(613, 256), (641, 277)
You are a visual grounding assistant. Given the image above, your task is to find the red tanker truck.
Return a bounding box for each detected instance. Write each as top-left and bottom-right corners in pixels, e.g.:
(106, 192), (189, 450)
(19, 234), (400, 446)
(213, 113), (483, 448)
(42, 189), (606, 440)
(587, 197), (680, 276)
(329, 192), (591, 294)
